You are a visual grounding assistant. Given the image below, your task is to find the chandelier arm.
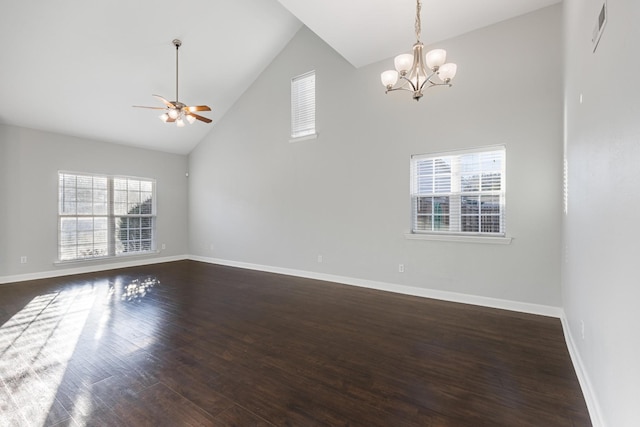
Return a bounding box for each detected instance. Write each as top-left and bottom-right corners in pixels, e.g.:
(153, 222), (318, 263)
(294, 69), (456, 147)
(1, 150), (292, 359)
(417, 70), (438, 91)
(398, 75), (419, 92)
(385, 86), (416, 95)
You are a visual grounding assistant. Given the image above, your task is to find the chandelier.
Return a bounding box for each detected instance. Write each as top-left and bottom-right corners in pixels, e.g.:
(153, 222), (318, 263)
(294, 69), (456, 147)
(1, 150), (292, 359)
(381, 0), (457, 101)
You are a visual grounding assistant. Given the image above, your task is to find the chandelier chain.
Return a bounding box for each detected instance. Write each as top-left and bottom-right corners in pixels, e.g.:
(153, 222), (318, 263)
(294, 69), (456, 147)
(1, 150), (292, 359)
(415, 0), (422, 42)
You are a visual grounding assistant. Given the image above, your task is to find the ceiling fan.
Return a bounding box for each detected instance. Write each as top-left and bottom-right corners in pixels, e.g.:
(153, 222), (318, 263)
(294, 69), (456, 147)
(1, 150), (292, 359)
(133, 39), (212, 127)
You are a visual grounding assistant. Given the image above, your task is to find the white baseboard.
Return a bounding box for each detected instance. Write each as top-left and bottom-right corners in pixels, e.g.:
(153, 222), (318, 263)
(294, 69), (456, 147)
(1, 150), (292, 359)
(0, 255), (188, 285)
(560, 312), (605, 427)
(188, 255), (562, 318)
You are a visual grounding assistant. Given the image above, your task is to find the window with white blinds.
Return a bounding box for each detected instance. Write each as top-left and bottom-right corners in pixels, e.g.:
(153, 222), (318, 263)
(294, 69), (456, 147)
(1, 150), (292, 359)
(58, 172), (156, 261)
(410, 147), (506, 236)
(291, 70), (316, 139)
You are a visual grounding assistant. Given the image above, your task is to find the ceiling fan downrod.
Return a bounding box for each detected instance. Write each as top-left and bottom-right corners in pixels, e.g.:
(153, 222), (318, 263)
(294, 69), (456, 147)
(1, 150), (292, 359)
(173, 39), (181, 104)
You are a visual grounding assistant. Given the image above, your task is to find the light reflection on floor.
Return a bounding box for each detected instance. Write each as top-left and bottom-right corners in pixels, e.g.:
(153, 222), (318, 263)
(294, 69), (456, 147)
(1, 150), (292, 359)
(0, 275), (161, 426)
(109, 276), (159, 303)
(0, 285), (98, 426)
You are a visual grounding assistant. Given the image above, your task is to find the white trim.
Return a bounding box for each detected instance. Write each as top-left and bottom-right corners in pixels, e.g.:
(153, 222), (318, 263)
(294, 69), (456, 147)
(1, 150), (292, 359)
(53, 250), (161, 265)
(0, 255), (187, 285)
(289, 133), (318, 143)
(411, 144), (507, 160)
(189, 255), (561, 318)
(405, 233), (512, 244)
(560, 312), (605, 427)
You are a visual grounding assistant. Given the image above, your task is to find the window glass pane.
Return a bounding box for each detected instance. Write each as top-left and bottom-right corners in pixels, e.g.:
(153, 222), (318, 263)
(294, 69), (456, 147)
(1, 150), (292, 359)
(481, 173), (501, 191)
(481, 215), (501, 233)
(461, 174), (479, 192)
(128, 180), (140, 192)
(461, 196), (479, 214)
(77, 176), (92, 188)
(417, 175), (433, 194)
(461, 216), (479, 232)
(140, 199), (152, 214)
(480, 195), (501, 214)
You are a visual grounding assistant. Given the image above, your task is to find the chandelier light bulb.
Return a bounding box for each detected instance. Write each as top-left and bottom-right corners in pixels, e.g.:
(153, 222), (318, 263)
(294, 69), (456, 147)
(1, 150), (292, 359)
(437, 63), (458, 83)
(168, 108), (179, 119)
(176, 118), (185, 127)
(394, 54), (414, 74)
(425, 49), (447, 70)
(381, 70), (399, 88)
(186, 114), (196, 124)
(159, 113), (169, 122)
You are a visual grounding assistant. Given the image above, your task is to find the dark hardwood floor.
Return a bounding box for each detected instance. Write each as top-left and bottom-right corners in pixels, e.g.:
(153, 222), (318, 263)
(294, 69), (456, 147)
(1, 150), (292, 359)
(0, 260), (590, 426)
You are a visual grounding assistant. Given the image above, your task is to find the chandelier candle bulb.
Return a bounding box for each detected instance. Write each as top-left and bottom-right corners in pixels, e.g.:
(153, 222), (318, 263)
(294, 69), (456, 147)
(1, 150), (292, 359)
(381, 0), (457, 101)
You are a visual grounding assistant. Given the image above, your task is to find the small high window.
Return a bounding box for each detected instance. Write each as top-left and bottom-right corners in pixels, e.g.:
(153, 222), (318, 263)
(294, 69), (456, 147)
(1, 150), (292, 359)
(291, 70), (316, 139)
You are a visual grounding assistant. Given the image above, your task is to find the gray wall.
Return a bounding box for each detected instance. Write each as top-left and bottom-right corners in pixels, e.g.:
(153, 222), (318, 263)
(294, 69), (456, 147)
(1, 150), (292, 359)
(189, 5), (564, 307)
(563, 0), (640, 425)
(0, 124), (189, 280)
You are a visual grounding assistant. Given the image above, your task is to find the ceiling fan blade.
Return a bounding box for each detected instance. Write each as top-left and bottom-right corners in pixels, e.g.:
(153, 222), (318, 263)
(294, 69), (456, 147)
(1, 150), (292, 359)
(132, 105), (166, 110)
(187, 112), (212, 123)
(186, 105), (211, 112)
(152, 94), (176, 108)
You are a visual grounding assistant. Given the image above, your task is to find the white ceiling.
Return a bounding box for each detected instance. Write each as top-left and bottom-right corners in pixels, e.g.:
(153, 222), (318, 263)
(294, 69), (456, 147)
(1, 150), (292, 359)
(0, 0), (560, 155)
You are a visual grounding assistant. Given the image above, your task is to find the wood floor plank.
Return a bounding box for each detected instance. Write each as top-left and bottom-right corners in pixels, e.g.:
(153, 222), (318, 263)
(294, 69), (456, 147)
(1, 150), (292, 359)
(0, 260), (591, 426)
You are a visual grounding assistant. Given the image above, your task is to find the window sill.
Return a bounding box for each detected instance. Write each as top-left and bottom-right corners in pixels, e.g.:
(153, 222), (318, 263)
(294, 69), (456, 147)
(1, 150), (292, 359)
(54, 250), (160, 266)
(289, 133), (318, 143)
(404, 233), (512, 245)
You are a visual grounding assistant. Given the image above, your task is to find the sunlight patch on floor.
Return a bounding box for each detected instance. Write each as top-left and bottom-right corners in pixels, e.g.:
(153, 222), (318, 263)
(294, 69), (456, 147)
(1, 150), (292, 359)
(0, 285), (97, 426)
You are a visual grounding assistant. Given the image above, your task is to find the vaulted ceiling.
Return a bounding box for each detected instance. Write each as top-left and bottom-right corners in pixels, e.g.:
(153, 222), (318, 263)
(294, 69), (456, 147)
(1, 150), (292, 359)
(0, 0), (560, 154)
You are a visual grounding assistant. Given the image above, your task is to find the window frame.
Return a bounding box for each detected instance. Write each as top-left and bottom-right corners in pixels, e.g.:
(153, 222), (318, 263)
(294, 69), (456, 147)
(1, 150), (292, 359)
(57, 171), (157, 262)
(408, 146), (508, 242)
(290, 70), (317, 141)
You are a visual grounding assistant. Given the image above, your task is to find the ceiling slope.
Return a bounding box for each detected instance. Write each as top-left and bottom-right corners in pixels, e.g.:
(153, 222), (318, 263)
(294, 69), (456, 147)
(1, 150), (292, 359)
(0, 0), (301, 154)
(277, 0), (561, 68)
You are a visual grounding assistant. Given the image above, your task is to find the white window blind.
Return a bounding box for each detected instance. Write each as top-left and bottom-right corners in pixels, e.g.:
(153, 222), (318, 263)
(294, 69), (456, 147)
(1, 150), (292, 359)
(410, 147), (506, 236)
(291, 70), (316, 138)
(58, 172), (156, 261)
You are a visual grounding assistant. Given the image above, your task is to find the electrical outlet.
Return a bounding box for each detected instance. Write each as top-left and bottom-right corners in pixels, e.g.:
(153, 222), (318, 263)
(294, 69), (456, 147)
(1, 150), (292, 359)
(398, 264), (405, 273)
(20, 256), (27, 264)
(317, 255), (323, 263)
(161, 243), (166, 250)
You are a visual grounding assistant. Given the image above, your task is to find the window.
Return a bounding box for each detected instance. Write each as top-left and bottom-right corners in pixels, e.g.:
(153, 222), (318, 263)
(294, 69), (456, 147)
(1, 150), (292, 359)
(410, 147), (505, 236)
(58, 172), (156, 261)
(291, 70), (316, 139)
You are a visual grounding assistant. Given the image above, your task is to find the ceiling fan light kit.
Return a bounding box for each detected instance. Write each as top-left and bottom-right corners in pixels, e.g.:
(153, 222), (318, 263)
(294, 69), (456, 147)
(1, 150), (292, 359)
(381, 0), (458, 101)
(133, 39), (212, 126)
